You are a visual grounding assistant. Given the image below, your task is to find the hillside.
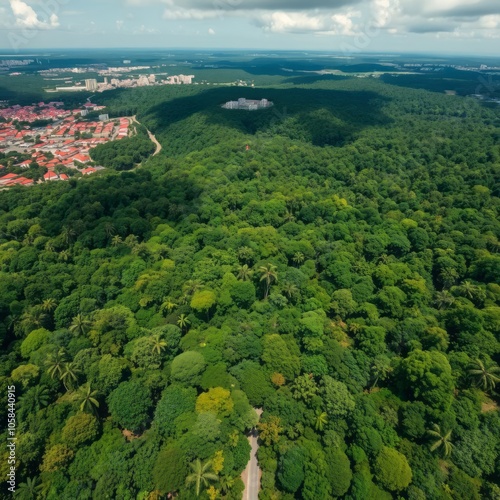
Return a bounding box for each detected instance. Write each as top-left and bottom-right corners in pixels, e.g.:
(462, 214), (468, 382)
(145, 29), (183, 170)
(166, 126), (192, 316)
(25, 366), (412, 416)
(1, 77), (500, 499)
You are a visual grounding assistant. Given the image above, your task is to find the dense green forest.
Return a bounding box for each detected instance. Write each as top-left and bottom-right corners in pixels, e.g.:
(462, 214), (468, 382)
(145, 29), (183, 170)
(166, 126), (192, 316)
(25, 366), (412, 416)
(1, 75), (500, 500)
(89, 125), (155, 171)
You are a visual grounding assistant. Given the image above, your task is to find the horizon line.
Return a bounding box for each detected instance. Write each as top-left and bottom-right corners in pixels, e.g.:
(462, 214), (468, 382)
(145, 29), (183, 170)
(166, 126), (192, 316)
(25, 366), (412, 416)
(0, 47), (499, 59)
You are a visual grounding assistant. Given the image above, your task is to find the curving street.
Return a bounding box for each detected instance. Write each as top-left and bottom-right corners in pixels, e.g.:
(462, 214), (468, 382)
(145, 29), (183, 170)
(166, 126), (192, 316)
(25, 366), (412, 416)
(242, 409), (263, 500)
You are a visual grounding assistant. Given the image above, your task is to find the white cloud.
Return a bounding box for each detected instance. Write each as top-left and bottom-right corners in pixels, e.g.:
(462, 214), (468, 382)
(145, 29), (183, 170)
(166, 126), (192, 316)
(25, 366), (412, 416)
(9, 0), (59, 29)
(208, 27), (215, 35)
(163, 8), (220, 20)
(257, 10), (361, 35)
(259, 12), (326, 33)
(133, 24), (159, 34)
(371, 0), (399, 27)
(116, 20), (124, 30)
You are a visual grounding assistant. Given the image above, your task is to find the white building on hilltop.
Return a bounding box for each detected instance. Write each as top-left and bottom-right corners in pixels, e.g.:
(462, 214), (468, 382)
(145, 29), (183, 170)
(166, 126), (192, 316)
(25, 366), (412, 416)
(222, 98), (273, 110)
(165, 74), (195, 84)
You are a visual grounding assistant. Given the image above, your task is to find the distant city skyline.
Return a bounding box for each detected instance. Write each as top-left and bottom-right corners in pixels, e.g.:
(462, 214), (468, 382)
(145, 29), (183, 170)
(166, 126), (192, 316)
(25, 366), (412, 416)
(0, 0), (499, 56)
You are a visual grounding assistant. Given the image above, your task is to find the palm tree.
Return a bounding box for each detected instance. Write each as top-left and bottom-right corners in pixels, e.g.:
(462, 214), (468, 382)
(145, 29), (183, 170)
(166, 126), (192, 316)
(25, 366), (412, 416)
(468, 358), (500, 393)
(314, 410), (328, 431)
(124, 234), (139, 248)
(185, 459), (218, 497)
(177, 314), (191, 332)
(15, 476), (42, 499)
(440, 267), (459, 288)
(218, 475), (234, 495)
(69, 314), (92, 337)
(76, 384), (100, 413)
(237, 246), (254, 262)
(111, 235), (123, 247)
(20, 385), (50, 414)
(259, 263), (278, 299)
(292, 252), (304, 266)
(21, 307), (46, 332)
(348, 322), (362, 335)
(457, 280), (485, 303)
(61, 226), (76, 246)
(160, 297), (178, 314)
(104, 222), (115, 238)
(282, 282), (298, 299)
(237, 264), (254, 281)
(458, 280), (476, 299)
(41, 298), (57, 313)
(427, 424), (453, 458)
(283, 210), (295, 223)
(370, 356), (393, 388)
(45, 348), (67, 379)
(5, 314), (20, 335)
(58, 250), (70, 262)
(183, 279), (203, 298)
(435, 290), (455, 310)
(149, 334), (167, 355)
(60, 362), (81, 392)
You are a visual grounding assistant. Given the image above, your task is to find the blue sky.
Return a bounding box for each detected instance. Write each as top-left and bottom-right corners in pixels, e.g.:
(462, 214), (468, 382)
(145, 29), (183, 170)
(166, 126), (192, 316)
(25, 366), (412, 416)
(0, 0), (499, 55)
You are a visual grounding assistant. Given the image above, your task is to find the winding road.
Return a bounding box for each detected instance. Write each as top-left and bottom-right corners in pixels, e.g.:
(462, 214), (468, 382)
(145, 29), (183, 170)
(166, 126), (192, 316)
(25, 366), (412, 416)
(130, 116), (162, 156)
(242, 409), (263, 500)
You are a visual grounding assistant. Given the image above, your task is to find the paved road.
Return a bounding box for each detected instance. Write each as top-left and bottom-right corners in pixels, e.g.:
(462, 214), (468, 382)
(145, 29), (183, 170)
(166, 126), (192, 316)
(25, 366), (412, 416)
(245, 430), (260, 500)
(130, 116), (162, 156)
(242, 409), (263, 500)
(147, 128), (162, 156)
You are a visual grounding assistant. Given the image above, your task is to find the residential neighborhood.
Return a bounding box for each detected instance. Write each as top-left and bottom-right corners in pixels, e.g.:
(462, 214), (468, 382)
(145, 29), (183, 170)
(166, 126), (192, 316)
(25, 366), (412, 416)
(0, 101), (130, 188)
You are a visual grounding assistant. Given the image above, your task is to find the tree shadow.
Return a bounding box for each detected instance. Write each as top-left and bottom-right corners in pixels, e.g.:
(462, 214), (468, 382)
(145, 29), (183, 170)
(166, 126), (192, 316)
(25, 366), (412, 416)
(191, 57), (328, 77)
(141, 85), (393, 154)
(379, 69), (488, 96)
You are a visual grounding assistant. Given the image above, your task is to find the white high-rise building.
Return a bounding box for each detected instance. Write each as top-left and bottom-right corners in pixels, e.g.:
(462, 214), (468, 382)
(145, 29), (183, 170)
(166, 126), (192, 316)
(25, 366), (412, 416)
(85, 79), (98, 91)
(137, 76), (150, 87)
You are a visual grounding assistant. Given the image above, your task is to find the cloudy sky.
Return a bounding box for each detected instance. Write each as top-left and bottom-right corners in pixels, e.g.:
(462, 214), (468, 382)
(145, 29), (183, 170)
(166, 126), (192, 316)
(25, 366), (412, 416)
(0, 0), (499, 54)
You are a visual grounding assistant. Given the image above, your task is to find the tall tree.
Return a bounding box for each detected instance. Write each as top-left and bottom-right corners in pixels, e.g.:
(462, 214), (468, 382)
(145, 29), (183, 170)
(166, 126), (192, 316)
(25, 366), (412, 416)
(185, 459), (218, 497)
(160, 297), (178, 314)
(20, 385), (50, 415)
(76, 384), (100, 414)
(45, 348), (67, 380)
(149, 334), (167, 355)
(40, 298), (57, 313)
(69, 314), (92, 337)
(468, 359), (500, 393)
(21, 307), (46, 332)
(314, 410), (328, 431)
(60, 362), (81, 392)
(237, 264), (254, 281)
(292, 252), (304, 266)
(435, 290), (456, 309)
(61, 225), (76, 246)
(111, 235), (123, 247)
(177, 314), (191, 332)
(259, 263), (278, 299)
(15, 476), (42, 499)
(427, 424), (453, 458)
(282, 282), (298, 299)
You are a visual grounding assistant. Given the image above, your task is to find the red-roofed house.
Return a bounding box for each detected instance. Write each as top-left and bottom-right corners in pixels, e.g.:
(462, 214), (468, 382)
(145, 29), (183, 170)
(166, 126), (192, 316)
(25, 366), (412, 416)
(0, 173), (18, 184)
(44, 171), (59, 181)
(6, 176), (34, 186)
(71, 154), (91, 164)
(81, 167), (96, 175)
